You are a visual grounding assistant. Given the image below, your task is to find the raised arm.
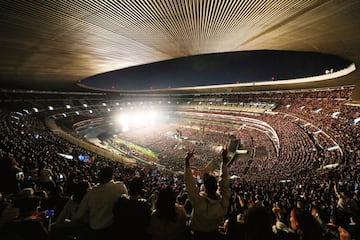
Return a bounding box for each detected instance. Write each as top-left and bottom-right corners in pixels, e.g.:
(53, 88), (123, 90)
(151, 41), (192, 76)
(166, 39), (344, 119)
(218, 145), (231, 208)
(185, 149), (195, 168)
(184, 149), (200, 202)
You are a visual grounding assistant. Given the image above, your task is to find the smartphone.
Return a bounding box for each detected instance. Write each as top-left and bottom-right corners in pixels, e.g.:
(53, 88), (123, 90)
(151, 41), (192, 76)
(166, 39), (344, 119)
(45, 209), (54, 218)
(16, 171), (24, 181)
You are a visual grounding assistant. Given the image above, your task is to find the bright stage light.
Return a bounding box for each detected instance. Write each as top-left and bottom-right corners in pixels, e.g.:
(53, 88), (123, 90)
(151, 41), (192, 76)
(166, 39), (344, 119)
(148, 110), (157, 124)
(121, 114), (129, 132)
(131, 111), (142, 126)
(115, 113), (129, 132)
(114, 109), (166, 132)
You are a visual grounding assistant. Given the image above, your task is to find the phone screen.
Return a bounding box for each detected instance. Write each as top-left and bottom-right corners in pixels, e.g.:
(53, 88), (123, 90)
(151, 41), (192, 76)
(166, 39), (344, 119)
(45, 209), (54, 218)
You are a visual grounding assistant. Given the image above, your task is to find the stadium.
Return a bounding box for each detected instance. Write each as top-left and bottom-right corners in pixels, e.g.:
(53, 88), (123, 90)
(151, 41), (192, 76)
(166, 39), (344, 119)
(0, 1), (359, 240)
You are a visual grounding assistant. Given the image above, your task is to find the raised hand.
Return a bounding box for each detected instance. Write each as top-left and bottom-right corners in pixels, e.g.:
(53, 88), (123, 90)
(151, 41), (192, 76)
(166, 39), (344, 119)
(185, 149), (195, 160)
(185, 149), (195, 167)
(222, 144), (228, 161)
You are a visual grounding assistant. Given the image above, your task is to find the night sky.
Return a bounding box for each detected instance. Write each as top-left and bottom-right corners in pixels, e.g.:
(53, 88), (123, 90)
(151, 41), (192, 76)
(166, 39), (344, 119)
(81, 50), (352, 91)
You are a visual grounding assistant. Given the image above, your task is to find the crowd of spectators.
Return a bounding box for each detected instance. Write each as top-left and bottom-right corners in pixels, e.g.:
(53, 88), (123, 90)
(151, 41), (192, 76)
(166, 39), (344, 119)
(0, 86), (359, 239)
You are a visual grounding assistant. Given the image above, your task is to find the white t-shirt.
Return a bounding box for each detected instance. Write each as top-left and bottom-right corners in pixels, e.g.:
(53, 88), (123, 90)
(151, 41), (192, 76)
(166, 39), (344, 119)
(74, 180), (128, 230)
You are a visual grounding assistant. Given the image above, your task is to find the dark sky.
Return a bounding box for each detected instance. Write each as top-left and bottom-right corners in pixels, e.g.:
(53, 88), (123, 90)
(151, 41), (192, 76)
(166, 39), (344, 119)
(81, 50), (351, 91)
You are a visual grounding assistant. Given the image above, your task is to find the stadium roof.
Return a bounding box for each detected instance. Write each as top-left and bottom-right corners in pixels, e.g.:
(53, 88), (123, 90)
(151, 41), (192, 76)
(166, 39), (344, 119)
(0, 1), (359, 101)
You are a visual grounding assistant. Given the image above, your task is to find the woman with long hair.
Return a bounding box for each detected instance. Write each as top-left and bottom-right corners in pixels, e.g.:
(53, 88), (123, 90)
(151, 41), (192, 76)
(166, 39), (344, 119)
(148, 185), (188, 240)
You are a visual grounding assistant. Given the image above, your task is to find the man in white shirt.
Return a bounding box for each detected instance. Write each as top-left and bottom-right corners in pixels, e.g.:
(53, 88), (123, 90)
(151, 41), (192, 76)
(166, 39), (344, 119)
(184, 145), (231, 240)
(73, 166), (128, 240)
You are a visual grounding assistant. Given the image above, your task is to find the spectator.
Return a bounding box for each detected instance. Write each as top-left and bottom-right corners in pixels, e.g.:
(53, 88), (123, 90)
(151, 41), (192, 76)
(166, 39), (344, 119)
(272, 202), (296, 240)
(44, 185), (69, 223)
(184, 145), (230, 240)
(339, 226), (352, 240)
(73, 166), (128, 240)
(0, 154), (23, 196)
(55, 180), (90, 225)
(51, 180), (91, 240)
(243, 204), (276, 240)
(2, 195), (48, 240)
(113, 175), (151, 240)
(37, 161), (56, 193)
(290, 207), (323, 240)
(148, 185), (189, 240)
(0, 192), (18, 233)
